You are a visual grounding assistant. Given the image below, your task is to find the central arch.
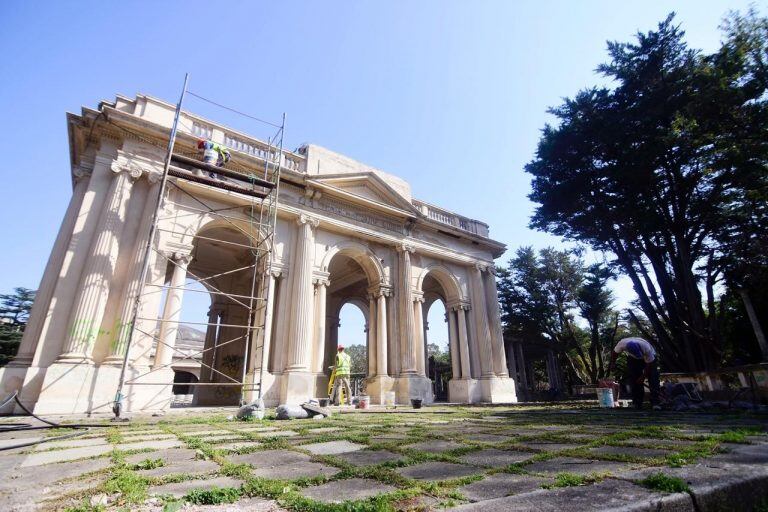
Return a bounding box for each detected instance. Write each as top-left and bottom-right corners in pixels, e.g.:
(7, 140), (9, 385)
(316, 242), (385, 397)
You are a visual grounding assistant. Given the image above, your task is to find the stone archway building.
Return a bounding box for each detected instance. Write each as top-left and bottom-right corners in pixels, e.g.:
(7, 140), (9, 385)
(0, 94), (517, 414)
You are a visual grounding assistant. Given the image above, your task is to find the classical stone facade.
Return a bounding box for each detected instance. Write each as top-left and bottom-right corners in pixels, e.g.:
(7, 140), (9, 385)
(0, 94), (517, 414)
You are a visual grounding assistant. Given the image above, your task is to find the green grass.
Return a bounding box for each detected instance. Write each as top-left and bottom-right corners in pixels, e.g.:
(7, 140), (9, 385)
(183, 485), (242, 505)
(542, 471), (608, 489)
(103, 467), (149, 504)
(639, 472), (691, 493)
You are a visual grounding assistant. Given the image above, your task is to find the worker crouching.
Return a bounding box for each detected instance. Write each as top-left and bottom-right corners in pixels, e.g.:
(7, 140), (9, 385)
(608, 337), (661, 410)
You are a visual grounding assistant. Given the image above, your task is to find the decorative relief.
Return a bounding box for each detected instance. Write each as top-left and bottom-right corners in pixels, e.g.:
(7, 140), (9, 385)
(311, 195), (404, 234)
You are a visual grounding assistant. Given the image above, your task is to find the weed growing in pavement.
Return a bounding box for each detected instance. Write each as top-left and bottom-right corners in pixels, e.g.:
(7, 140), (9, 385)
(639, 472), (691, 493)
(183, 485), (242, 505)
(132, 457), (164, 470)
(103, 467), (149, 504)
(543, 471), (608, 488)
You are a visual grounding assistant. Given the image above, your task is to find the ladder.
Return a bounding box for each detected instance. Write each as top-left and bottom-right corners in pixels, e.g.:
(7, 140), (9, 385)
(112, 74), (284, 417)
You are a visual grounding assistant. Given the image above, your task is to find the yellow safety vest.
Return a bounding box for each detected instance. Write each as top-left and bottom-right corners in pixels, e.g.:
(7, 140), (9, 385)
(335, 352), (351, 376)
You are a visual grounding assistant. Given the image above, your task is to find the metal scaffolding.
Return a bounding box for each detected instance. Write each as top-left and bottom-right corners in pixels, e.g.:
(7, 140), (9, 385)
(112, 74), (284, 417)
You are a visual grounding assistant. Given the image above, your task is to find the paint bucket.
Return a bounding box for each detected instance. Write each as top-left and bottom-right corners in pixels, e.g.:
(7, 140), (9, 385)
(597, 387), (615, 408)
(318, 398), (330, 407)
(384, 391), (396, 406)
(202, 147), (219, 166)
(357, 395), (370, 410)
(411, 398), (423, 409)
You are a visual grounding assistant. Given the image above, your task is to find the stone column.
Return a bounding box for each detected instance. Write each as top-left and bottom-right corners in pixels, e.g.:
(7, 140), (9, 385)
(312, 276), (329, 373)
(397, 245), (417, 375)
(447, 309), (460, 380)
(59, 163), (141, 361)
(516, 343), (528, 392)
(456, 305), (472, 379)
(153, 252), (191, 369)
(367, 295), (376, 376)
(260, 270), (281, 374)
(376, 289), (389, 377)
(286, 215), (318, 372)
(413, 295), (426, 376)
(106, 174), (162, 363)
(482, 267), (509, 377)
(11, 167), (91, 366)
(468, 264), (494, 377)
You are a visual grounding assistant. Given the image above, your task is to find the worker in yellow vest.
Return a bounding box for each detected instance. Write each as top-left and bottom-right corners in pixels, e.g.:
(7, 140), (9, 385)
(331, 345), (352, 406)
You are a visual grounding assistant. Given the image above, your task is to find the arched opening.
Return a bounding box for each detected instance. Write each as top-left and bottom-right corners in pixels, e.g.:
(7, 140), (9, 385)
(171, 370), (199, 398)
(170, 222), (261, 406)
(321, 245), (383, 398)
(419, 267), (467, 402)
(424, 297), (450, 401)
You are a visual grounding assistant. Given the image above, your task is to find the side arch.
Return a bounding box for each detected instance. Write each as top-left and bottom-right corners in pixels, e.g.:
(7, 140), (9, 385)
(415, 264), (464, 304)
(320, 240), (385, 287)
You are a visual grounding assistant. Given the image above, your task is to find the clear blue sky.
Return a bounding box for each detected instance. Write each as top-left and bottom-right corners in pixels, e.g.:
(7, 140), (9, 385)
(0, 1), (756, 351)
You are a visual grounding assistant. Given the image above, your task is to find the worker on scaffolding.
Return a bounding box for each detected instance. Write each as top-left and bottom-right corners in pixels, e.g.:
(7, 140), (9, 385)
(197, 139), (230, 178)
(607, 337), (661, 410)
(330, 345), (352, 406)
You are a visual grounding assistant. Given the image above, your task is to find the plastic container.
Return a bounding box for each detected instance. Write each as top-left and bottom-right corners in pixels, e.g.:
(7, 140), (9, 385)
(357, 395), (370, 409)
(597, 387), (615, 408)
(318, 398), (330, 407)
(411, 398), (423, 409)
(384, 391), (396, 406)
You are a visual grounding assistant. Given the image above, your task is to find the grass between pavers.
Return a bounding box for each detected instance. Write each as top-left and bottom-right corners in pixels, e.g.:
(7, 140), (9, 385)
(542, 471), (610, 489)
(53, 407), (768, 510)
(638, 472), (691, 493)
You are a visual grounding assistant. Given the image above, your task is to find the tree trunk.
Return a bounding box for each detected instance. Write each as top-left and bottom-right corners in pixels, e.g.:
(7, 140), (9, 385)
(739, 289), (768, 362)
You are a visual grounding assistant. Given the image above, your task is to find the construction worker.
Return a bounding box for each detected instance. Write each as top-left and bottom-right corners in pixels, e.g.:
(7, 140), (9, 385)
(197, 140), (231, 177)
(607, 337), (661, 410)
(330, 345), (352, 406)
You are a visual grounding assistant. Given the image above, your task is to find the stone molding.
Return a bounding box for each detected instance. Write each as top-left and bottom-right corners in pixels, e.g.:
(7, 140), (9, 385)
(297, 214), (320, 228)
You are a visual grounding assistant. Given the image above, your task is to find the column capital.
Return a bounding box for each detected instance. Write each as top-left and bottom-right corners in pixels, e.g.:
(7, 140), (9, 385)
(169, 251), (192, 266)
(449, 300), (471, 312)
(473, 261), (492, 273)
(312, 276), (331, 287)
(110, 160), (143, 180)
(297, 214), (320, 228)
(367, 283), (393, 298)
(72, 164), (93, 182)
(397, 243), (415, 254)
(412, 291), (425, 304)
(147, 171), (163, 184)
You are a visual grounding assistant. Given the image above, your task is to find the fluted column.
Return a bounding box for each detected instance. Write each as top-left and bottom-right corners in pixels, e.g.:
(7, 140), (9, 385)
(456, 304), (472, 379)
(482, 266), (509, 377)
(516, 343), (528, 391)
(312, 276), (329, 373)
(106, 174), (162, 363)
(413, 295), (426, 376)
(469, 263), (494, 377)
(261, 270), (281, 373)
(368, 295), (377, 376)
(397, 244), (417, 374)
(286, 215), (318, 372)
(11, 168), (91, 366)
(448, 308), (460, 380)
(59, 163), (141, 361)
(376, 289), (389, 377)
(153, 252), (191, 368)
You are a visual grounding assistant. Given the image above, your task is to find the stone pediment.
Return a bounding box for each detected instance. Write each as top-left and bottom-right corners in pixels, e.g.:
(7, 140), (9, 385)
(307, 172), (420, 216)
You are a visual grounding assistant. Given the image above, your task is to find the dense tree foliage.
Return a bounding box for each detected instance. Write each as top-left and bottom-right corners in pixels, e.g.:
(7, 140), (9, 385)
(0, 287), (35, 366)
(525, 11), (768, 371)
(497, 247), (632, 385)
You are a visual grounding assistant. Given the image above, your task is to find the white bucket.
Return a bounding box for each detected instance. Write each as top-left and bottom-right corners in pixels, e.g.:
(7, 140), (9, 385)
(384, 391), (396, 406)
(597, 388), (615, 408)
(357, 395), (370, 409)
(202, 148), (219, 166)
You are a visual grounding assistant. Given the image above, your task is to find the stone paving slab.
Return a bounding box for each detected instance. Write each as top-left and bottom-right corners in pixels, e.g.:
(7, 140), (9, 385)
(458, 473), (550, 502)
(588, 445), (670, 458)
(459, 448), (533, 467)
(139, 459), (220, 478)
(20, 443), (113, 467)
(404, 439), (463, 453)
(125, 448), (197, 466)
(523, 457), (636, 476)
(215, 441), (262, 452)
(35, 437), (108, 451)
(523, 442), (584, 452)
(336, 449), (402, 466)
(118, 433), (177, 442)
(304, 427), (342, 434)
(179, 429), (231, 436)
(229, 449), (310, 467)
(302, 440), (366, 455)
(116, 438), (184, 451)
(451, 477), (691, 511)
(252, 462), (340, 480)
(257, 430), (299, 438)
(233, 426), (278, 433)
(0, 436), (42, 449)
(149, 476), (244, 497)
(396, 462), (483, 481)
(464, 433), (515, 443)
(301, 478), (397, 503)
